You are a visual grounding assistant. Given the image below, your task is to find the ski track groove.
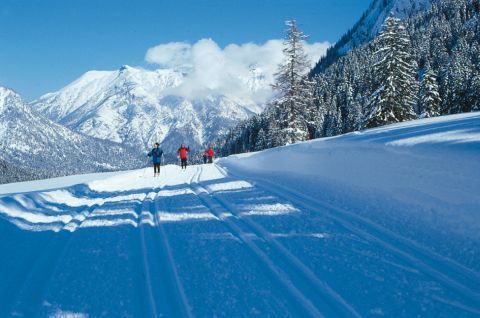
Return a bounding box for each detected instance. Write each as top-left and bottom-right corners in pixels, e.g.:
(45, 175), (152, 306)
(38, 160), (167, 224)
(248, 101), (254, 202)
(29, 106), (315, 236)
(152, 168), (195, 318)
(220, 166), (480, 310)
(138, 196), (160, 318)
(192, 191), (325, 317)
(6, 201), (104, 318)
(188, 165), (199, 184)
(192, 166), (336, 318)
(197, 165), (361, 318)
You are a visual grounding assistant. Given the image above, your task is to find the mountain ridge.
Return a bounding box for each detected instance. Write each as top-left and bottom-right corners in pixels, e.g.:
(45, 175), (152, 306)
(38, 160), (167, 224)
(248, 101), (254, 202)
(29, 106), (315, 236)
(32, 65), (266, 154)
(0, 86), (143, 183)
(311, 0), (432, 75)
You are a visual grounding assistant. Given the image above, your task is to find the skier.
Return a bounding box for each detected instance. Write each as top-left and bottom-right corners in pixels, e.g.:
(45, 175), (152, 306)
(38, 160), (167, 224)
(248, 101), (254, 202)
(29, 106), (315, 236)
(177, 144), (190, 170)
(207, 146), (214, 164)
(147, 143), (163, 177)
(202, 150), (208, 164)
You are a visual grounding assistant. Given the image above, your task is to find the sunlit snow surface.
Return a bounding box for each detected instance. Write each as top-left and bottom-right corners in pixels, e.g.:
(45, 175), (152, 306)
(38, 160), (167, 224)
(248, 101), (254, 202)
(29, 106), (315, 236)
(0, 113), (479, 317)
(0, 165), (261, 232)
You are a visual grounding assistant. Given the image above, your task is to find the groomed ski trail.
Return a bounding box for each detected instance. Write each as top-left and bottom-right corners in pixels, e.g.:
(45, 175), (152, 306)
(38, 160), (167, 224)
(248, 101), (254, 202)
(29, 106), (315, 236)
(214, 164), (480, 314)
(1, 156), (479, 317)
(191, 165), (361, 318)
(2, 200), (104, 317)
(153, 177), (194, 318)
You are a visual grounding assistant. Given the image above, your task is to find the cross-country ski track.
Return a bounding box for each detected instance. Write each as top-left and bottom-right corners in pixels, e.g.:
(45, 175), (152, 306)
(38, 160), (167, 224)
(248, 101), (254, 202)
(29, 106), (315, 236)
(0, 112), (479, 317)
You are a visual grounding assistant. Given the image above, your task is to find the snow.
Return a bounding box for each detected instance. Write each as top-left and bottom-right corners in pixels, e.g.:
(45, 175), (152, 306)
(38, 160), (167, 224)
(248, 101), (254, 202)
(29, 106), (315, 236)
(49, 309), (87, 318)
(0, 203), (73, 224)
(356, 0), (432, 51)
(31, 65), (265, 152)
(88, 164), (225, 192)
(221, 112), (480, 220)
(0, 86), (142, 178)
(239, 203), (300, 216)
(39, 190), (146, 207)
(0, 171), (121, 196)
(386, 129), (480, 146)
(316, 0), (432, 73)
(206, 180), (253, 192)
(0, 113), (479, 317)
(157, 212), (218, 223)
(0, 89), (7, 112)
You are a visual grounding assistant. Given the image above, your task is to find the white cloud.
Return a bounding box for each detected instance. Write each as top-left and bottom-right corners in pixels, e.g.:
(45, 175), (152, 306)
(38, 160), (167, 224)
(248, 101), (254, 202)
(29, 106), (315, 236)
(145, 38), (331, 103)
(145, 42), (192, 70)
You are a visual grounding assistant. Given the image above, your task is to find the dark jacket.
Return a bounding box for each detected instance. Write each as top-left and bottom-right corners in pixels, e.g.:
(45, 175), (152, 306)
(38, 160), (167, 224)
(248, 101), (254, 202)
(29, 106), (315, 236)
(148, 148), (163, 164)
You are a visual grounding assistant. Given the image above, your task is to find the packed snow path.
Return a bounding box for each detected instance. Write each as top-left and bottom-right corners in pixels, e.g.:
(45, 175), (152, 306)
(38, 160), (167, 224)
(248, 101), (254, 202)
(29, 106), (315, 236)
(1, 113), (479, 317)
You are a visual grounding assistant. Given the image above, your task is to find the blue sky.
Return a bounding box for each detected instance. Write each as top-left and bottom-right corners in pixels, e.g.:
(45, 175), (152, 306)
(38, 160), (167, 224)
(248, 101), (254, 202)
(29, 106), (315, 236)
(0, 0), (371, 100)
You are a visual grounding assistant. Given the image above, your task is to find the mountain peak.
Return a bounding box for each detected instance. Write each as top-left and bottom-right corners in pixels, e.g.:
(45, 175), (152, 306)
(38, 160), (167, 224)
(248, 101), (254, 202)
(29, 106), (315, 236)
(311, 0), (432, 75)
(31, 66), (263, 153)
(0, 86), (12, 113)
(0, 85), (18, 98)
(119, 64), (134, 73)
(0, 86), (26, 114)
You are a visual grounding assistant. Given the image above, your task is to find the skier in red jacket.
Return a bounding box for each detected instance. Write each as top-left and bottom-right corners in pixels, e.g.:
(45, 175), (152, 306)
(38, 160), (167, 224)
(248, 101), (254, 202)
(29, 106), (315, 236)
(177, 144), (190, 169)
(207, 147), (214, 164)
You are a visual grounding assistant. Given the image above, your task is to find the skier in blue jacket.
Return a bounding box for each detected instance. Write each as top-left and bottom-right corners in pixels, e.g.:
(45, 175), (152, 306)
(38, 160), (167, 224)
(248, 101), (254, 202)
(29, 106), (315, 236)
(147, 143), (163, 177)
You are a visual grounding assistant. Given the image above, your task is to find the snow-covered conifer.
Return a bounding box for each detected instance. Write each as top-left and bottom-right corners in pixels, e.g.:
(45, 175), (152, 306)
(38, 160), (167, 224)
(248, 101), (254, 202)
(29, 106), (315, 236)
(272, 20), (313, 144)
(419, 67), (441, 118)
(364, 17), (417, 128)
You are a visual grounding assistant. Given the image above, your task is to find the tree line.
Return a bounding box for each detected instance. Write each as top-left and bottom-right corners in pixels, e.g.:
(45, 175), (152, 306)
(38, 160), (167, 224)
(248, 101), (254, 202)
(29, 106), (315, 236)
(215, 0), (480, 156)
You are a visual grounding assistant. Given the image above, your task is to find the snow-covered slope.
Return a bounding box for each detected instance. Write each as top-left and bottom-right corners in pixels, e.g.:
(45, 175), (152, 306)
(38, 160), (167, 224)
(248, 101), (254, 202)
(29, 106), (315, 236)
(32, 65), (264, 153)
(340, 0), (431, 54)
(0, 113), (478, 317)
(0, 86), (142, 180)
(312, 0), (432, 74)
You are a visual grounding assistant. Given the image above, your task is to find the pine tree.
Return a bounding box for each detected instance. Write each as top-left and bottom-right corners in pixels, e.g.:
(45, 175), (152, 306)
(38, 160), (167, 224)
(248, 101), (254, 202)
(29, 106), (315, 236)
(445, 38), (473, 114)
(469, 73), (480, 111)
(216, 0), (480, 158)
(323, 99), (342, 137)
(310, 75), (329, 138)
(255, 128), (267, 151)
(364, 17), (417, 128)
(345, 85), (363, 131)
(272, 20), (313, 145)
(300, 76), (317, 138)
(266, 117), (282, 148)
(466, 43), (480, 111)
(419, 68), (441, 118)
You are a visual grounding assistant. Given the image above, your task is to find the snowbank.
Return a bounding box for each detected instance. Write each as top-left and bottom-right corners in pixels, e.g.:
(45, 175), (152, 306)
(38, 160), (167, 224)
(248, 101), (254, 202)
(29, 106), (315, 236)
(220, 112), (480, 267)
(0, 171), (122, 196)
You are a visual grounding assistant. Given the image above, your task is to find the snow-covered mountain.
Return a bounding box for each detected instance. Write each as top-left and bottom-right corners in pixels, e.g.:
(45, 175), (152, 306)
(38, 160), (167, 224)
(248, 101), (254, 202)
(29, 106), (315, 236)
(32, 65), (265, 153)
(312, 0), (432, 74)
(0, 86), (142, 181)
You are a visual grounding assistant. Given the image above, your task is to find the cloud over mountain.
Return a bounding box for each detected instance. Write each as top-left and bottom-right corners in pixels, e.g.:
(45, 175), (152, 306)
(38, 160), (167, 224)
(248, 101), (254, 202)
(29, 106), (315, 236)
(145, 38), (331, 103)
